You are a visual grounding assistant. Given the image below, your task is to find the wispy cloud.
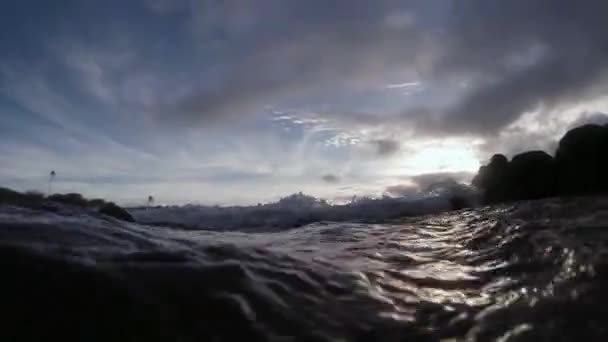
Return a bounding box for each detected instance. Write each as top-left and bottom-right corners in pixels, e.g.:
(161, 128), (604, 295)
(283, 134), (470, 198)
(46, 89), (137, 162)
(385, 81), (420, 89)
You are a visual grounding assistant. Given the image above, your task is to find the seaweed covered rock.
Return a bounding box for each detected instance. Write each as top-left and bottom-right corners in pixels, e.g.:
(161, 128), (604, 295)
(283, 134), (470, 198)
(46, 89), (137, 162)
(99, 203), (135, 222)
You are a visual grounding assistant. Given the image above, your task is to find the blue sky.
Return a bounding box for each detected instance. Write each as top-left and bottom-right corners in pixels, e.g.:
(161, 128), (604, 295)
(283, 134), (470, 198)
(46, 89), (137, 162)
(2, 1), (608, 205)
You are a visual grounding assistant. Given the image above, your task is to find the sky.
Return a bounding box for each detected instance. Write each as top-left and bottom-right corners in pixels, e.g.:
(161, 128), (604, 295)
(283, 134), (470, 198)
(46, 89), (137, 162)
(2, 0), (608, 205)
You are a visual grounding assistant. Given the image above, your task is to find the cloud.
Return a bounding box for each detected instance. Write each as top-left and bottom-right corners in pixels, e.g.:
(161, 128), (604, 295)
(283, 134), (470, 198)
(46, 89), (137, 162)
(11, 0), (608, 138)
(155, 0), (608, 142)
(150, 0), (433, 125)
(321, 174), (340, 184)
(434, 0), (608, 135)
(409, 171), (473, 191)
(384, 171), (474, 198)
(3, 0), (608, 205)
(567, 112), (608, 129)
(385, 82), (420, 90)
(384, 183), (419, 197)
(475, 108), (608, 159)
(371, 139), (400, 157)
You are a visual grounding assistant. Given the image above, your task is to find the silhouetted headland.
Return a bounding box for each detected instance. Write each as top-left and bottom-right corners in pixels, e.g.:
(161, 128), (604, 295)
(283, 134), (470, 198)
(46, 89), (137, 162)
(473, 124), (608, 204)
(0, 188), (135, 222)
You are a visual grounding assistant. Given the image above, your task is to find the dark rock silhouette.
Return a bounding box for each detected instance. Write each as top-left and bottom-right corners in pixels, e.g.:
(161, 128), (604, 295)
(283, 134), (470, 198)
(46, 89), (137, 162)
(474, 124), (608, 204)
(0, 188), (48, 208)
(1, 187), (136, 222)
(509, 151), (556, 200)
(449, 196), (470, 210)
(555, 124), (608, 195)
(472, 154), (510, 203)
(99, 203), (135, 222)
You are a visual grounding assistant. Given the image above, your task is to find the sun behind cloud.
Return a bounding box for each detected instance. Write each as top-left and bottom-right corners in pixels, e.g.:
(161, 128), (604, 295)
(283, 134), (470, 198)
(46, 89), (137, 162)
(397, 138), (482, 176)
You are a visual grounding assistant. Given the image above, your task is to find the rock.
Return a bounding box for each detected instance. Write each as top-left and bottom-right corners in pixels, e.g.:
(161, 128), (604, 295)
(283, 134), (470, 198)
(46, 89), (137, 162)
(473, 154), (510, 203)
(449, 196), (470, 210)
(471, 166), (486, 189)
(555, 124), (608, 195)
(489, 154), (509, 166)
(509, 151), (556, 200)
(473, 124), (608, 204)
(99, 203), (135, 222)
(0, 187), (48, 209)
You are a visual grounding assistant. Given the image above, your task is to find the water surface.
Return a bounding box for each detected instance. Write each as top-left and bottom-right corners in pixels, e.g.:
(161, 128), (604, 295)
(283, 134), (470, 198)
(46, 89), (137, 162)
(1, 197), (608, 341)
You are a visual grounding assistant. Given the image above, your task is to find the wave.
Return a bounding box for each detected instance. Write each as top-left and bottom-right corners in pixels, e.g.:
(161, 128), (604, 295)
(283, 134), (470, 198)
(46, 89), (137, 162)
(130, 189), (475, 231)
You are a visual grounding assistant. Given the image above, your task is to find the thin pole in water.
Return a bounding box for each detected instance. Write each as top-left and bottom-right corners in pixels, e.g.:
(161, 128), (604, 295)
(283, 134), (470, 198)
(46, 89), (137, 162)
(48, 170), (56, 195)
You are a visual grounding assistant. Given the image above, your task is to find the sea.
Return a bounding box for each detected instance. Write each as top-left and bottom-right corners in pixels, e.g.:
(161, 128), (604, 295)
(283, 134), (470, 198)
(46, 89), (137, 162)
(1, 196), (608, 341)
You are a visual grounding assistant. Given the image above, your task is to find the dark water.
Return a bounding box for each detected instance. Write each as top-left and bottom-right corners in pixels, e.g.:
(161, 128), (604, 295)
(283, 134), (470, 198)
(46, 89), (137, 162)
(1, 197), (608, 341)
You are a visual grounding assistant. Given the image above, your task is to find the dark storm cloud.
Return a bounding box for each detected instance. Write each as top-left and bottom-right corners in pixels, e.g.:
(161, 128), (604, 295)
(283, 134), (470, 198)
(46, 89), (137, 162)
(160, 0), (437, 123)
(165, 0), (608, 175)
(4, 1), (608, 145)
(436, 0), (608, 135)
(159, 0), (608, 138)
